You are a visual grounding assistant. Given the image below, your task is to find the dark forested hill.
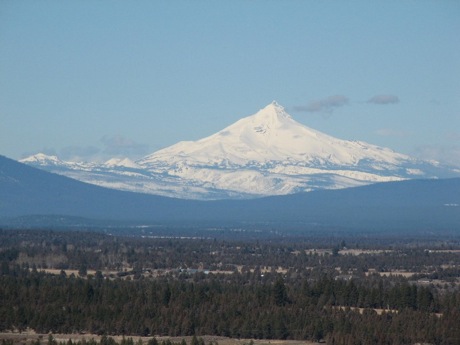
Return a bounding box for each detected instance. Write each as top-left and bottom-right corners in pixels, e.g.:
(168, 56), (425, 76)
(1, 155), (459, 231)
(0, 155), (191, 220)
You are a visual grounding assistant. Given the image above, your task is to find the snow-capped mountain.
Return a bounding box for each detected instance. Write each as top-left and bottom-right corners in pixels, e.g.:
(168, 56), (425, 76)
(20, 102), (460, 199)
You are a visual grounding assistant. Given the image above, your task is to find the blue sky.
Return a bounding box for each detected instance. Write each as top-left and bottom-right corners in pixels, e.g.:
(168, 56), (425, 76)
(1, 1), (459, 166)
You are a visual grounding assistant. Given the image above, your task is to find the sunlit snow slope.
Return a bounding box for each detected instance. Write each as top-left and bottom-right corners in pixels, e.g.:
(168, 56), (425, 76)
(20, 102), (460, 199)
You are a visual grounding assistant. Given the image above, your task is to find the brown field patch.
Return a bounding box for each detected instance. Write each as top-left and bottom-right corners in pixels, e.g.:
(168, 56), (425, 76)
(0, 332), (317, 345)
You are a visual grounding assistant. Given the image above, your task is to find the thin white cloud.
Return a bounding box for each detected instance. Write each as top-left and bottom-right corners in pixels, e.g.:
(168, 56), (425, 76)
(22, 136), (150, 162)
(413, 145), (460, 167)
(294, 95), (349, 114)
(60, 146), (100, 162)
(101, 134), (149, 158)
(367, 94), (400, 105)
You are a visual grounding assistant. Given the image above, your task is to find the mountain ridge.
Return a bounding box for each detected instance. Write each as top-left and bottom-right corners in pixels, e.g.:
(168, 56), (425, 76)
(141, 102), (410, 166)
(19, 102), (460, 199)
(2, 154), (460, 231)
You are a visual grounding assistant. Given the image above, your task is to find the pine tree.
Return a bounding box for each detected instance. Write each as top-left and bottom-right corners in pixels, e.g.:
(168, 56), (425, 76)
(273, 276), (288, 306)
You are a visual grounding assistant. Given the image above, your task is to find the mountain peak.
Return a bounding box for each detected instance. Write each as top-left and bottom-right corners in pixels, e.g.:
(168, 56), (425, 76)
(238, 101), (293, 135)
(20, 153), (63, 165)
(142, 101), (411, 170)
(18, 103), (460, 200)
(257, 101), (291, 120)
(268, 100), (283, 110)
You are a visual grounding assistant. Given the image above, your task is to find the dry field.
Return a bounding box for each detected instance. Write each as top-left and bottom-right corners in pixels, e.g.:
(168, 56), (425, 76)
(365, 270), (415, 278)
(331, 306), (442, 318)
(331, 306), (398, 315)
(0, 332), (317, 345)
(300, 249), (393, 256)
(338, 249), (393, 256)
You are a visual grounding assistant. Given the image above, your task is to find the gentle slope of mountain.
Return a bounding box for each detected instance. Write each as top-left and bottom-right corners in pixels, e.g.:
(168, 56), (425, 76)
(1, 155), (459, 231)
(20, 102), (460, 199)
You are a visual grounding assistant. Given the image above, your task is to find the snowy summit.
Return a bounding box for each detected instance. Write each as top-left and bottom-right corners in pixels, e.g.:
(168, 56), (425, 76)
(140, 102), (409, 167)
(20, 102), (459, 199)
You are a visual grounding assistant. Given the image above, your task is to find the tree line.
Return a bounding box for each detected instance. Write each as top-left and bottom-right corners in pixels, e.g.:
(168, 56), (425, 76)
(1, 265), (459, 344)
(1, 229), (459, 278)
(1, 229), (459, 344)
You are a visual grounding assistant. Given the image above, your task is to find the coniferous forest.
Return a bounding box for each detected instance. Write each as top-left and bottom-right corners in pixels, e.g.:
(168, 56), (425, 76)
(0, 229), (459, 345)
